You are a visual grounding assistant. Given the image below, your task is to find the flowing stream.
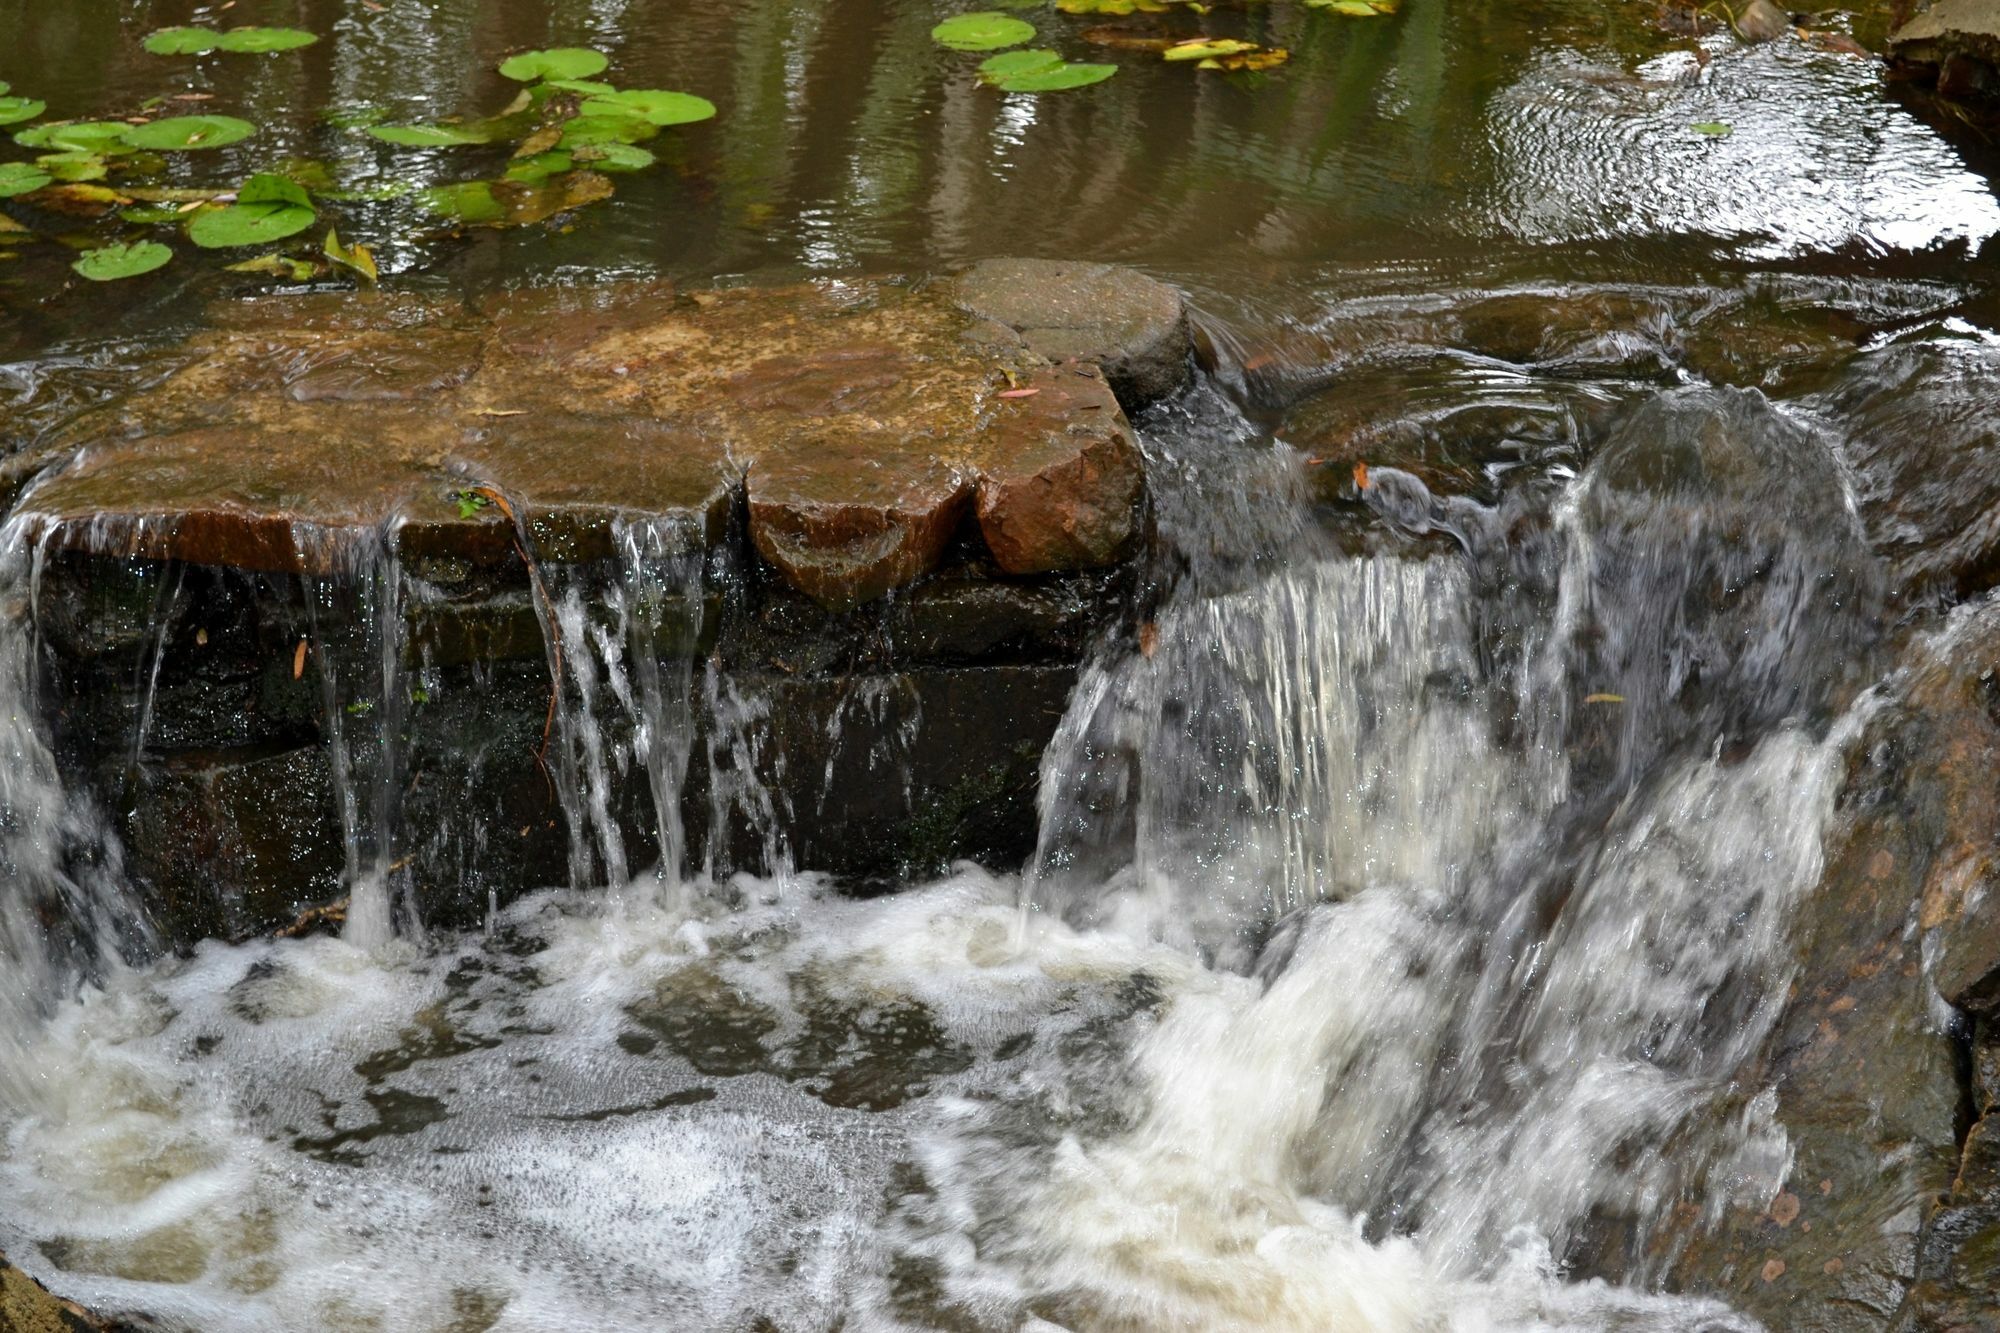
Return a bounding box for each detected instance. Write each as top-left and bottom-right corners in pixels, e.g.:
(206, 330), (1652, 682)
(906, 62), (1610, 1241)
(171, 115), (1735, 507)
(0, 332), (1896, 1329)
(2, 0), (1997, 1327)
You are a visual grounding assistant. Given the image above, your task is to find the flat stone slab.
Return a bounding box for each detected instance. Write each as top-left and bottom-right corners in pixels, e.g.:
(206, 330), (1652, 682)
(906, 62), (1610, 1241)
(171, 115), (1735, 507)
(19, 275), (1148, 609)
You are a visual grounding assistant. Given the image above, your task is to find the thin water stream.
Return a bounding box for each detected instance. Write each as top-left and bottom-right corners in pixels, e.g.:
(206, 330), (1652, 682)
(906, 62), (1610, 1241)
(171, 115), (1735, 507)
(1, 1), (1999, 1330)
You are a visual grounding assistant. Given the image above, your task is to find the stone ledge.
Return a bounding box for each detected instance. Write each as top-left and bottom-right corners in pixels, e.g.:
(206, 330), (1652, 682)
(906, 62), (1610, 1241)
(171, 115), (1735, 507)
(17, 270), (1166, 610)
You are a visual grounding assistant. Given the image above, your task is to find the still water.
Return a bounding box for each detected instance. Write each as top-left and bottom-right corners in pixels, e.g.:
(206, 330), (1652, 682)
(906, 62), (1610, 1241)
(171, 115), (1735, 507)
(1, 0), (1998, 1329)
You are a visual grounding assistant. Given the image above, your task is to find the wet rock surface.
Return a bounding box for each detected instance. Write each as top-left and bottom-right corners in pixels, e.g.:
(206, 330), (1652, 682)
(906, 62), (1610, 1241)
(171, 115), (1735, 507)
(0, 1252), (114, 1333)
(19, 274), (1151, 609)
(1664, 605), (2000, 1331)
(1893, 0), (2000, 99)
(952, 258), (1193, 412)
(7, 273), (1163, 942)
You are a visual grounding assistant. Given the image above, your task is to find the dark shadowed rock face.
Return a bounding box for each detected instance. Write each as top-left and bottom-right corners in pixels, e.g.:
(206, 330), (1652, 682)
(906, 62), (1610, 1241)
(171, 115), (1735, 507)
(1821, 339), (2000, 611)
(1893, 0), (2000, 100)
(952, 258), (1192, 412)
(17, 276), (1152, 611)
(1665, 603), (2000, 1331)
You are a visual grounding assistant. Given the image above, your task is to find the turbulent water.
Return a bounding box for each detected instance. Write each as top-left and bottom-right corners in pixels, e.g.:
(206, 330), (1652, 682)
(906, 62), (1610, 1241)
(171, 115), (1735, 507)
(0, 303), (1903, 1330)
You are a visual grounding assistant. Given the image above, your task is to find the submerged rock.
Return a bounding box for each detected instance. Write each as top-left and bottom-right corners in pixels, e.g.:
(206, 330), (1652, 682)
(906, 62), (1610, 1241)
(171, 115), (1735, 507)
(952, 257), (1193, 411)
(1734, 0), (1793, 44)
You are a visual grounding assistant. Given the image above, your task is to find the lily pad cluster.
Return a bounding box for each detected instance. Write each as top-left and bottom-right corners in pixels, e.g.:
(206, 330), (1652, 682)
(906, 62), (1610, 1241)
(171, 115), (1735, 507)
(0, 35), (717, 286)
(143, 26), (320, 55)
(933, 13), (1118, 91)
(361, 47), (715, 226)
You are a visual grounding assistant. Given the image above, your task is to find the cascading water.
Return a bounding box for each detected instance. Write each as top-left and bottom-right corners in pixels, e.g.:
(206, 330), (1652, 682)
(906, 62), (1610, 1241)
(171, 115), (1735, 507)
(0, 325), (1902, 1331)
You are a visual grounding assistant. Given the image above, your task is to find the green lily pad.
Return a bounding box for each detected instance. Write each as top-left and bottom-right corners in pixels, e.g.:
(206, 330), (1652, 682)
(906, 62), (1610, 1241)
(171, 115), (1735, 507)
(543, 79), (618, 95)
(498, 48), (610, 81)
(0, 98), (46, 126)
(504, 151), (574, 183)
(215, 27), (318, 53)
(420, 180), (508, 224)
(570, 141), (654, 171)
(72, 240), (172, 281)
(366, 123), (492, 147)
(931, 12), (1037, 50)
(0, 162), (51, 196)
(577, 89), (716, 126)
(323, 105), (389, 129)
(143, 26), (221, 54)
(1691, 120), (1733, 137)
(187, 173), (316, 247)
(1164, 38), (1257, 61)
(995, 61), (1117, 91)
(15, 121), (131, 153)
(36, 151), (107, 182)
(124, 115), (256, 151)
(0, 82), (8, 96)
(979, 49), (1064, 79)
(323, 227), (378, 284)
(225, 254), (319, 280)
(558, 114), (660, 147)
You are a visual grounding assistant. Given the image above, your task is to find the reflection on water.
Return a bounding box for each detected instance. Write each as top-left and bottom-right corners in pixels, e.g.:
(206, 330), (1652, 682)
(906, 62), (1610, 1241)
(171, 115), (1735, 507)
(0, 0), (1994, 365)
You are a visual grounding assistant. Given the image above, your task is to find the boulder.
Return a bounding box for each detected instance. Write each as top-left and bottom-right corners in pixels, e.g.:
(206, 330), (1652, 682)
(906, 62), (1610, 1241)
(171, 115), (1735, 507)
(1735, 0), (1793, 43)
(1665, 604), (2000, 1329)
(953, 258), (1192, 411)
(1892, 0), (2000, 98)
(1820, 338), (2000, 607)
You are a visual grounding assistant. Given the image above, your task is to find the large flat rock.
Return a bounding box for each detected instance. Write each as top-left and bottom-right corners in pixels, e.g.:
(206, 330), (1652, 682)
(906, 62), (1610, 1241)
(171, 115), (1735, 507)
(17, 275), (1149, 609)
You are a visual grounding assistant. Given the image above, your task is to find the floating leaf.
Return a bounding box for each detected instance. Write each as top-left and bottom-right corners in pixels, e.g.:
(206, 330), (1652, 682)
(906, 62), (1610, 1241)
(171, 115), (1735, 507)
(31, 182), (129, 215)
(420, 180), (508, 224)
(498, 47), (610, 81)
(1164, 37), (1257, 60)
(558, 114), (659, 147)
(215, 27), (319, 53)
(577, 89), (716, 126)
(36, 151), (107, 182)
(366, 123), (491, 147)
(979, 49), (1064, 79)
(543, 79), (618, 95)
(1691, 121), (1733, 137)
(143, 26), (221, 54)
(0, 82), (8, 96)
(323, 227), (379, 284)
(421, 171), (613, 227)
(931, 12), (1037, 51)
(504, 150), (575, 183)
(0, 97), (46, 126)
(1056, 0), (1167, 12)
(15, 121), (132, 153)
(187, 173), (316, 247)
(996, 61), (1118, 91)
(1199, 47), (1289, 71)
(0, 162), (49, 196)
(71, 240), (172, 281)
(226, 254), (320, 280)
(1306, 0), (1398, 12)
(569, 141), (653, 171)
(0, 161), (50, 196)
(124, 115), (256, 150)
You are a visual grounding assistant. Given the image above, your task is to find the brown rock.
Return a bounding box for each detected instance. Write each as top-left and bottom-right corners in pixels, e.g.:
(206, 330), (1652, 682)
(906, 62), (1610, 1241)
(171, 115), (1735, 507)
(1735, 0), (1793, 43)
(971, 364), (1142, 575)
(954, 258), (1192, 411)
(748, 450), (972, 612)
(19, 277), (1147, 607)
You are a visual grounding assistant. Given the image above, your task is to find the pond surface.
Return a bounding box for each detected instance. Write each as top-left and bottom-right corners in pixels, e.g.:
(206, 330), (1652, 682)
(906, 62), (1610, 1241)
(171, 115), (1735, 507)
(3, 3), (2000, 1332)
